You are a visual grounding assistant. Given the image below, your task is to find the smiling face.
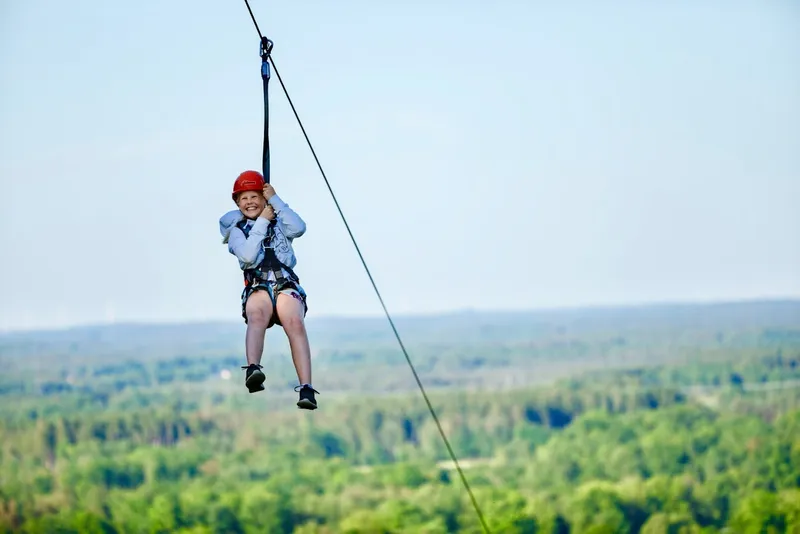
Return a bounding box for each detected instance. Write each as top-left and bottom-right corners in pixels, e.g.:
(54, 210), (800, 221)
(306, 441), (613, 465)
(236, 190), (266, 219)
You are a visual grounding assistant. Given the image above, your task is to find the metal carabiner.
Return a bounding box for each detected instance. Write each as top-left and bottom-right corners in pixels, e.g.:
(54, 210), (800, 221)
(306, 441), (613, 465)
(260, 37), (273, 79)
(260, 36), (273, 59)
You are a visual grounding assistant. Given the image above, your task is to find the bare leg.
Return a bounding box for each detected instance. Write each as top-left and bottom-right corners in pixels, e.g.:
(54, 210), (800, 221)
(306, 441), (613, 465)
(275, 291), (312, 385)
(243, 290), (273, 397)
(245, 290), (273, 365)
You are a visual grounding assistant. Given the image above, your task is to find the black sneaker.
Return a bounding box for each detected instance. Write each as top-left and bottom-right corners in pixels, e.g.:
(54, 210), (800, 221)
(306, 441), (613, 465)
(242, 363), (265, 393)
(295, 384), (319, 410)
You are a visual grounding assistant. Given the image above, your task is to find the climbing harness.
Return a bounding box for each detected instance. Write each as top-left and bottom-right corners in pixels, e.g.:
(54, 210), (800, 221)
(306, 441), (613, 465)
(236, 218), (307, 326)
(237, 219), (300, 290)
(240, 2), (491, 532)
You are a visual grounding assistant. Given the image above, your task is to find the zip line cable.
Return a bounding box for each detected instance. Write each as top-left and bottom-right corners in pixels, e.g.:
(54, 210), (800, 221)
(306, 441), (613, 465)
(240, 2), (491, 532)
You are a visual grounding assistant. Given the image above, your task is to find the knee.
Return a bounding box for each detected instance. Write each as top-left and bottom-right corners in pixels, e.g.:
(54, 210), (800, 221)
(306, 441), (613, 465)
(246, 298), (272, 327)
(281, 313), (305, 333)
(247, 308), (271, 327)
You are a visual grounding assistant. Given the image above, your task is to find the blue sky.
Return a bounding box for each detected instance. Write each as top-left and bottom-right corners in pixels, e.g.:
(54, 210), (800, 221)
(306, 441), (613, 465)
(1, 0), (798, 331)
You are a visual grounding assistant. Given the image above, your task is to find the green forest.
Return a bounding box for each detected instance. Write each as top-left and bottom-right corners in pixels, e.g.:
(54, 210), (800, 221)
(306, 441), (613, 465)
(1, 300), (799, 533)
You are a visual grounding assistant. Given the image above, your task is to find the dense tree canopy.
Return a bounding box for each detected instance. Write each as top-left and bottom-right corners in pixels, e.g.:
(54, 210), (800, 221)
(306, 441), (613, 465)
(1, 302), (798, 532)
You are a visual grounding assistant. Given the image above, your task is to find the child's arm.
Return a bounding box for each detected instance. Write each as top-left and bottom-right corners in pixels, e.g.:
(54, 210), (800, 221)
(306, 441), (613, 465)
(227, 217), (270, 265)
(269, 194), (307, 239)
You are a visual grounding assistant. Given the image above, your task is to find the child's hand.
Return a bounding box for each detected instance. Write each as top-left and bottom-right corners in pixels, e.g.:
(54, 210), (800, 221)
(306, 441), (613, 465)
(260, 203), (276, 221)
(263, 183), (276, 200)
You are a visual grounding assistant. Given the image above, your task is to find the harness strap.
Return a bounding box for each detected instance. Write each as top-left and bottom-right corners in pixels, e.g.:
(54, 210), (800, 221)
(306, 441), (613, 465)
(260, 37), (273, 184)
(237, 219), (300, 289)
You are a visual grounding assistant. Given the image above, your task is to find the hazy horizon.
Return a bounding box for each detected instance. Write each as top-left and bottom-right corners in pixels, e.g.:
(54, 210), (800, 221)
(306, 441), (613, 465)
(2, 295), (798, 336)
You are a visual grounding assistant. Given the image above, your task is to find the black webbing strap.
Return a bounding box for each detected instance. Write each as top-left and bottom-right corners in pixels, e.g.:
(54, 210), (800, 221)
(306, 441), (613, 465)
(260, 36), (274, 184)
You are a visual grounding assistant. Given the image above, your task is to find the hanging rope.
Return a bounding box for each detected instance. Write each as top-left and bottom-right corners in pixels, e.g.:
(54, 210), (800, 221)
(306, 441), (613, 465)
(240, 2), (491, 532)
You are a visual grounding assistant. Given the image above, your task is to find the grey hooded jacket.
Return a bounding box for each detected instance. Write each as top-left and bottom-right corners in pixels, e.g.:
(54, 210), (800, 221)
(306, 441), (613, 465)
(219, 193), (307, 273)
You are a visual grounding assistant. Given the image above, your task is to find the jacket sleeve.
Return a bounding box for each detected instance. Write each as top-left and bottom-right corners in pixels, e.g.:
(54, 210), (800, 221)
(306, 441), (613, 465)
(227, 217), (270, 266)
(269, 194), (307, 239)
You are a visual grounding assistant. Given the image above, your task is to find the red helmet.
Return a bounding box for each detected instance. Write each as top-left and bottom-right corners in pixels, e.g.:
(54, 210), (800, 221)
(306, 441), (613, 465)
(232, 170), (265, 201)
